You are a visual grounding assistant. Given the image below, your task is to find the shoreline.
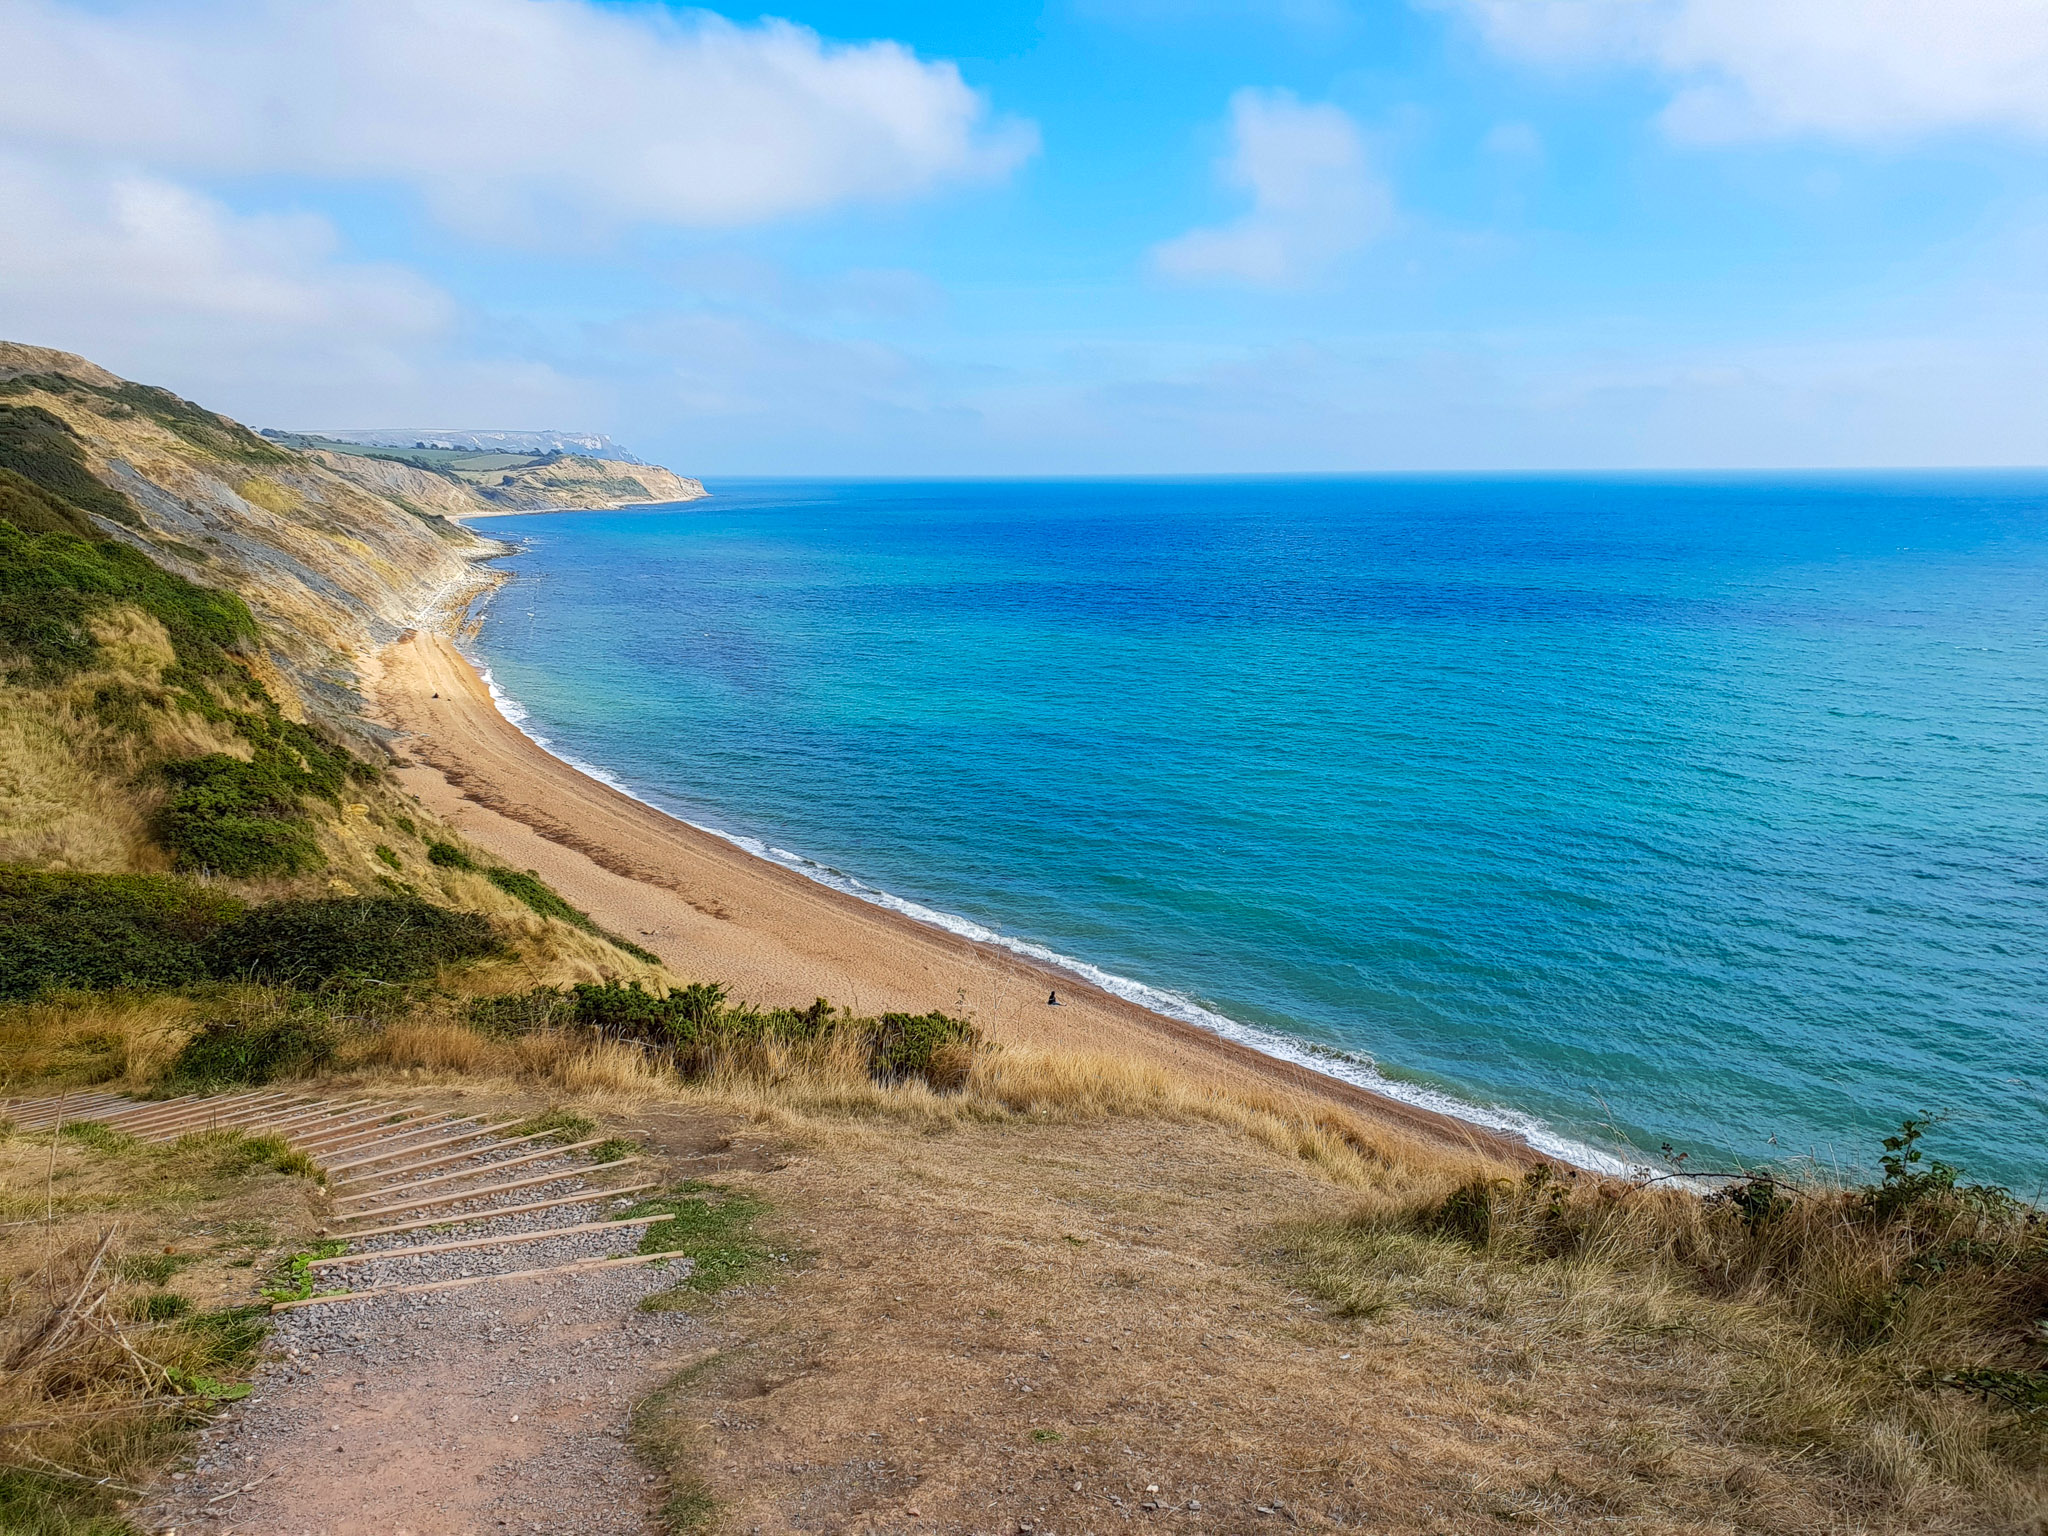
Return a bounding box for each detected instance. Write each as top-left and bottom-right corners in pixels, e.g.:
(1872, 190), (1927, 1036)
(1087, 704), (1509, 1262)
(366, 599), (1552, 1170)
(450, 490), (712, 521)
(466, 648), (1636, 1176)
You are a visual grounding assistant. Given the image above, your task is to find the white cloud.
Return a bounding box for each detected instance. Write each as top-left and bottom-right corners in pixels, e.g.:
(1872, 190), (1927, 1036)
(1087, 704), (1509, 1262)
(0, 0), (1034, 238)
(1152, 90), (1394, 287)
(0, 153), (591, 427)
(1445, 0), (2048, 142)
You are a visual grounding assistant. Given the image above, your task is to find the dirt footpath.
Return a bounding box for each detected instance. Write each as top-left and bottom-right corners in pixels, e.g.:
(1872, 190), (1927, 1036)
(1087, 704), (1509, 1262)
(142, 1266), (699, 1536)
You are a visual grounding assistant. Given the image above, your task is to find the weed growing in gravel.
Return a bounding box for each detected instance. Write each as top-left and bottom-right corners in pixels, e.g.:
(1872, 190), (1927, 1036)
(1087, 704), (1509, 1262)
(654, 1477), (716, 1535)
(509, 1107), (597, 1144)
(628, 1364), (727, 1535)
(262, 1239), (349, 1303)
(619, 1183), (777, 1307)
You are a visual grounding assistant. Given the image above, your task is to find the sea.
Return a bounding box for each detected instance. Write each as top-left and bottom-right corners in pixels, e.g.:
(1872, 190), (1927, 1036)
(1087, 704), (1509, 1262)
(465, 475), (2048, 1189)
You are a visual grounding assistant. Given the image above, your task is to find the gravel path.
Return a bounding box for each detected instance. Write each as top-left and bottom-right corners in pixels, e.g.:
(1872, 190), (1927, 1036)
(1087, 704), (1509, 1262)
(137, 1257), (701, 1535)
(53, 1096), (722, 1536)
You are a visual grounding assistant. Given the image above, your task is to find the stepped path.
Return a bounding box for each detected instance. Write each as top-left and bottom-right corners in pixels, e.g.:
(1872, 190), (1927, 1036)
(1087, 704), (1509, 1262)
(5, 1090), (715, 1535)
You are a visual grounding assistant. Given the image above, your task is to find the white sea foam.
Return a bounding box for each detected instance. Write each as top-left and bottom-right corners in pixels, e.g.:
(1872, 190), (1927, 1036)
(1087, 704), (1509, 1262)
(459, 625), (1645, 1179)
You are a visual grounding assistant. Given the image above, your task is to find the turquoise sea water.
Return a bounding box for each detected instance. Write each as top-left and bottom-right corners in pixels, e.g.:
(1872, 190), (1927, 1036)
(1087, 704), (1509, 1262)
(467, 477), (2048, 1186)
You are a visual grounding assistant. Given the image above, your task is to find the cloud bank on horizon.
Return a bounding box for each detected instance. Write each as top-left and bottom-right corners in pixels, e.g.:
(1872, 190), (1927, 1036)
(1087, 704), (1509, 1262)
(0, 0), (2044, 471)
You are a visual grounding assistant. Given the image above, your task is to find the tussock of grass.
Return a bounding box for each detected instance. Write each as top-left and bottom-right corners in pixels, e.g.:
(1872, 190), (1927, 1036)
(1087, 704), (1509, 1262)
(621, 1182), (776, 1306)
(482, 865), (662, 964)
(0, 1114), (322, 1536)
(1281, 1145), (2048, 1521)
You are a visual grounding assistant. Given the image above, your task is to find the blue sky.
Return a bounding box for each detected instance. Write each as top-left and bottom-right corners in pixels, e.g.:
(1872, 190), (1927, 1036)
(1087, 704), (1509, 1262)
(4, 0), (2048, 473)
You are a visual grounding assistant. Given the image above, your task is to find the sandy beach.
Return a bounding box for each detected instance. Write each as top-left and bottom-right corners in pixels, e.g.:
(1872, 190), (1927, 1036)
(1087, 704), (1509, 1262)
(365, 624), (1536, 1164)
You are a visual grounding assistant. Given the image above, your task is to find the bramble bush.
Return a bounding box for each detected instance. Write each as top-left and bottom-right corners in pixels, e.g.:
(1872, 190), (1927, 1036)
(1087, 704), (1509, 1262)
(166, 1009), (339, 1088)
(0, 867), (245, 998)
(483, 978), (980, 1088)
(205, 895), (503, 987)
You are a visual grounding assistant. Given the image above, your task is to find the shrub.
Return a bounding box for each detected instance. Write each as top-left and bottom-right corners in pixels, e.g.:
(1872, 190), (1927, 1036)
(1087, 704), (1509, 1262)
(166, 1012), (338, 1087)
(0, 464), (97, 539)
(426, 839), (475, 870)
(0, 516), (256, 690)
(0, 401), (140, 527)
(871, 1012), (980, 1086)
(467, 987), (575, 1037)
(374, 844), (401, 870)
(154, 758), (326, 876)
(483, 866), (661, 963)
(0, 866), (245, 998)
(154, 715), (369, 876)
(561, 981), (976, 1086)
(204, 895), (503, 987)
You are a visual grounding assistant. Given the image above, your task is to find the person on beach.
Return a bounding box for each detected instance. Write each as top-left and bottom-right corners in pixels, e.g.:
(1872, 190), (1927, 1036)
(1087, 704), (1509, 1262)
(1047, 990), (1061, 1006)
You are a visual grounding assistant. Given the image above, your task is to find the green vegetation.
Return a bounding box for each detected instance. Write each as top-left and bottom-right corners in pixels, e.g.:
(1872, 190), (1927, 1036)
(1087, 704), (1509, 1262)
(467, 985), (575, 1037)
(2, 372), (290, 467)
(654, 1479), (717, 1536)
(509, 1107), (598, 1144)
(56, 1121), (138, 1156)
(869, 1011), (980, 1086)
(262, 433), (554, 472)
(261, 1239), (349, 1303)
(0, 465), (97, 539)
(425, 838), (475, 869)
(0, 399), (385, 877)
(123, 1291), (194, 1323)
(155, 715), (375, 876)
(469, 979), (980, 1088)
(166, 1011), (339, 1089)
(205, 894), (502, 987)
(0, 871), (503, 1002)
(0, 402), (139, 529)
(116, 1252), (199, 1287)
(620, 1182), (775, 1299)
(484, 865), (662, 963)
(0, 517), (258, 691)
(0, 868), (245, 998)
(0, 1278), (271, 1536)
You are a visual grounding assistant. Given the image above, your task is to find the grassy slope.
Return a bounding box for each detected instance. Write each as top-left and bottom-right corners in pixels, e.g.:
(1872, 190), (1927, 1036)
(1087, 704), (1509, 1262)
(0, 345), (2041, 1535)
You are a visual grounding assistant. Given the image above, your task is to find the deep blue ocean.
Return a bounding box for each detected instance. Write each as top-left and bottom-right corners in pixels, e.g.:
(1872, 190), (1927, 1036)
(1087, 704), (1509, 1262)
(467, 476), (2048, 1187)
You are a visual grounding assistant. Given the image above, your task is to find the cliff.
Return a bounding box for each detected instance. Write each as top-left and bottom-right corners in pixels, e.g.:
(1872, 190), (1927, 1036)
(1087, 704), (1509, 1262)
(0, 336), (661, 990)
(310, 445), (705, 515)
(0, 342), (504, 682)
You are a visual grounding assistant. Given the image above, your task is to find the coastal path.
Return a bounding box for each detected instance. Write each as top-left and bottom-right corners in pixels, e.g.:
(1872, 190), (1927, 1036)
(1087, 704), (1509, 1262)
(4, 1088), (705, 1533)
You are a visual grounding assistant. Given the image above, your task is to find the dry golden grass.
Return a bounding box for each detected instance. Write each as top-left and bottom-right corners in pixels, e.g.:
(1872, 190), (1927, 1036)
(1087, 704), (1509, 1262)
(0, 1118), (329, 1533)
(0, 993), (203, 1100)
(1279, 1171), (2048, 1530)
(5, 983), (2042, 1534)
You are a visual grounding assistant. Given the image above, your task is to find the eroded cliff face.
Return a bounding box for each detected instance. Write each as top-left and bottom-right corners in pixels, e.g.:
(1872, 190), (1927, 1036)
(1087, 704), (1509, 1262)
(310, 446), (706, 516)
(0, 342), (504, 686)
(464, 454), (705, 512)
